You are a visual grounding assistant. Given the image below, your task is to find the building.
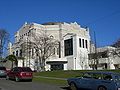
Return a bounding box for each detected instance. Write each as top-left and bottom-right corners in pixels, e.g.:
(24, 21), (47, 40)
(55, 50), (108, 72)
(89, 46), (120, 69)
(7, 22), (91, 71)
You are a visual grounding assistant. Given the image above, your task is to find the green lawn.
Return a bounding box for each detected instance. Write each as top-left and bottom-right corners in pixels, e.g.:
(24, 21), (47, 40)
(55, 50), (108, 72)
(33, 70), (120, 85)
(33, 77), (67, 86)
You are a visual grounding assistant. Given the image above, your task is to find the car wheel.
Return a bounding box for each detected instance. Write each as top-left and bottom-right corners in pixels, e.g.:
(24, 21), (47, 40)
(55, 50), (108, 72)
(6, 76), (9, 80)
(98, 86), (106, 90)
(15, 76), (20, 82)
(70, 82), (78, 90)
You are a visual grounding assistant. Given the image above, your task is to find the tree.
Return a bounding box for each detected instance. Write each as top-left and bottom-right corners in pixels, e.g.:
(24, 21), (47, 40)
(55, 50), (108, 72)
(19, 42), (29, 67)
(29, 32), (58, 71)
(111, 38), (120, 57)
(0, 29), (9, 57)
(112, 38), (120, 48)
(6, 55), (18, 68)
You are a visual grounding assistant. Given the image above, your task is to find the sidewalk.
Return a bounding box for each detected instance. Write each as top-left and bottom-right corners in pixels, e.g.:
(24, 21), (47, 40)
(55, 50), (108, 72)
(34, 76), (67, 80)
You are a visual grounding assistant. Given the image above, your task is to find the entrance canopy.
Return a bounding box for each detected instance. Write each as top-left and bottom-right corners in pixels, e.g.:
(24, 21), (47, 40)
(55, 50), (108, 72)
(46, 58), (68, 65)
(46, 61), (68, 64)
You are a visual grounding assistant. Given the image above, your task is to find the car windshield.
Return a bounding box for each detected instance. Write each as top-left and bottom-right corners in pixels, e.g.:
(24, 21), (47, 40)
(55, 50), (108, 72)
(20, 67), (32, 72)
(82, 73), (93, 78)
(0, 67), (6, 70)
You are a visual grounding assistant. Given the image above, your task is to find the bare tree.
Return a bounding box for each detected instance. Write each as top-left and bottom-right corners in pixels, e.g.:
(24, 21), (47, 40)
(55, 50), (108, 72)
(30, 32), (58, 71)
(112, 38), (120, 48)
(111, 38), (120, 57)
(0, 29), (9, 57)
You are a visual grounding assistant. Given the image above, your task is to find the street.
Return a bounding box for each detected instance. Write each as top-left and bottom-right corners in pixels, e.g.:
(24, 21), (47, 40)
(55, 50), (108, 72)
(0, 78), (68, 90)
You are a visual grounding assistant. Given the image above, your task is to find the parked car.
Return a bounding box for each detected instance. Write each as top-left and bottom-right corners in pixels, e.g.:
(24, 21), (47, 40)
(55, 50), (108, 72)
(67, 71), (120, 90)
(6, 67), (33, 82)
(0, 66), (7, 77)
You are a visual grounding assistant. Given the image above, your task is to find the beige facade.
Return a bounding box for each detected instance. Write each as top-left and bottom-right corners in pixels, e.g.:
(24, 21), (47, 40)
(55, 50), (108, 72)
(89, 46), (120, 69)
(8, 22), (91, 71)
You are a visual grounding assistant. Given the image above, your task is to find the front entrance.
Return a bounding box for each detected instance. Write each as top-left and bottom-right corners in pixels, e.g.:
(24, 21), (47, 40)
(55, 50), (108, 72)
(51, 64), (63, 71)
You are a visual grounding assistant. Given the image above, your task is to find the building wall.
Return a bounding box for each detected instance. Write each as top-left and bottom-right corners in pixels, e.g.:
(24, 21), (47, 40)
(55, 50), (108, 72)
(8, 22), (91, 71)
(89, 46), (120, 70)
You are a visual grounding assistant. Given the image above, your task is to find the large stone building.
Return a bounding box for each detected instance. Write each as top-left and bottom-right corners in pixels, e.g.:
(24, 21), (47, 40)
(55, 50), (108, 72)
(7, 22), (91, 71)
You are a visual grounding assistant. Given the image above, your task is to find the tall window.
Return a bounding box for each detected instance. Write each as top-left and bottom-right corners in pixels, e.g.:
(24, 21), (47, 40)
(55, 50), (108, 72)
(64, 38), (73, 56)
(82, 39), (84, 48)
(85, 40), (88, 49)
(53, 48), (56, 55)
(79, 38), (82, 47)
(19, 49), (22, 57)
(57, 48), (59, 55)
(13, 52), (15, 55)
(16, 50), (18, 56)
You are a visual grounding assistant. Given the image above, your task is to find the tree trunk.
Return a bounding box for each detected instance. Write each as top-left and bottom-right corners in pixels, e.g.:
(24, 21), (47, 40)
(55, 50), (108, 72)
(11, 61), (13, 69)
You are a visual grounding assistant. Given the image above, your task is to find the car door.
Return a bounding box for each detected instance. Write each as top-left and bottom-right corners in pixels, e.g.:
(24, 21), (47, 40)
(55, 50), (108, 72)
(8, 68), (15, 79)
(99, 74), (115, 90)
(77, 73), (94, 89)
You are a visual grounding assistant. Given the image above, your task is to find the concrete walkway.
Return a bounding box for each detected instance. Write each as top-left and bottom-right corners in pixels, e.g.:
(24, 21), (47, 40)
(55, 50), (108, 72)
(34, 76), (67, 80)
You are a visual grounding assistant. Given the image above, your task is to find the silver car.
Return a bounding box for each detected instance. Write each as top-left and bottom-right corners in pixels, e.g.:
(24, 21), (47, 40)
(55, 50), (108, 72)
(67, 71), (120, 90)
(0, 66), (7, 77)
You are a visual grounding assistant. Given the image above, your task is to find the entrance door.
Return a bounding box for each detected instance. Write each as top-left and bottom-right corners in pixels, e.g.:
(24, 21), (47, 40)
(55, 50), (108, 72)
(51, 64), (63, 71)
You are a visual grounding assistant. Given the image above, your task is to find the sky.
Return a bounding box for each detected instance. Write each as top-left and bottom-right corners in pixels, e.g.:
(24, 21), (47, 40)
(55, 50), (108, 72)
(0, 0), (120, 47)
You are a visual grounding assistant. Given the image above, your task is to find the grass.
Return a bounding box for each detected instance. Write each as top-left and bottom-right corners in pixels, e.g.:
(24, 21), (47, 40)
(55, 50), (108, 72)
(33, 70), (120, 85)
(33, 77), (67, 86)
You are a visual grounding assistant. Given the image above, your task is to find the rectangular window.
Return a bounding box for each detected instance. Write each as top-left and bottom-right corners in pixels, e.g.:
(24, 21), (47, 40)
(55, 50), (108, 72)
(20, 49), (22, 57)
(16, 50), (18, 56)
(82, 39), (84, 48)
(79, 38), (82, 47)
(57, 48), (59, 55)
(85, 40), (88, 49)
(13, 52), (15, 55)
(53, 48), (56, 55)
(64, 38), (73, 56)
(32, 48), (34, 57)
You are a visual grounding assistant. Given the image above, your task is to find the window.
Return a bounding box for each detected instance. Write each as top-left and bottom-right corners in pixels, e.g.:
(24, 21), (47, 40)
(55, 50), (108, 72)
(82, 73), (92, 78)
(103, 74), (112, 80)
(20, 49), (22, 57)
(51, 64), (63, 70)
(85, 40), (88, 49)
(79, 38), (82, 47)
(115, 76), (120, 81)
(0, 67), (6, 70)
(13, 67), (19, 72)
(57, 48), (59, 55)
(92, 73), (102, 79)
(82, 39), (84, 48)
(64, 38), (73, 56)
(13, 52), (15, 55)
(16, 50), (18, 56)
(32, 48), (34, 57)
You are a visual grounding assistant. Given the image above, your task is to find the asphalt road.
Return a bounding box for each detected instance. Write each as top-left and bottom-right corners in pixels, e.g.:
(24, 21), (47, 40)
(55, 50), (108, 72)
(0, 78), (69, 90)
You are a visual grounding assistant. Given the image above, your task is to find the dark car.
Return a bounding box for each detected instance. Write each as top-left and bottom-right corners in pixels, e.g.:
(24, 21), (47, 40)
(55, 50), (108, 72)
(67, 71), (120, 90)
(6, 67), (33, 82)
(0, 66), (7, 77)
